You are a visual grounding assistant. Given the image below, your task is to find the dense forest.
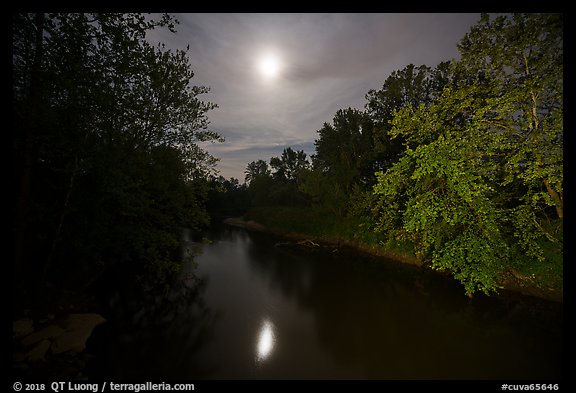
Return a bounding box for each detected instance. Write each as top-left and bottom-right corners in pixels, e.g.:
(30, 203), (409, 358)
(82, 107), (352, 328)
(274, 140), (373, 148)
(235, 13), (563, 296)
(13, 12), (562, 306)
(13, 13), (223, 301)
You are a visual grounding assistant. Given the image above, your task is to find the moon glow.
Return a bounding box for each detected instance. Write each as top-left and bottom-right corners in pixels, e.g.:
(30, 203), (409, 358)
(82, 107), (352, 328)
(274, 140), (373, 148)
(257, 53), (281, 80)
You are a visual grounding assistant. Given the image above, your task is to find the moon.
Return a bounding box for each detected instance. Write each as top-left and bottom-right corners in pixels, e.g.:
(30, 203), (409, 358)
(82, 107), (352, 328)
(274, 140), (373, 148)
(257, 53), (281, 80)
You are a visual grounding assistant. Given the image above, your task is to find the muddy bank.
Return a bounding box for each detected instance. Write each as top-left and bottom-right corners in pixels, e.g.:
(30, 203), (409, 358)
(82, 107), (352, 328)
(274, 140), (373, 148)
(223, 217), (562, 303)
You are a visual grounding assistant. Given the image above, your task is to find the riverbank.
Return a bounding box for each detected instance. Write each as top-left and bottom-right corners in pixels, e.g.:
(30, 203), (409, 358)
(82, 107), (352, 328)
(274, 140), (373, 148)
(223, 216), (423, 266)
(223, 216), (563, 303)
(12, 285), (106, 379)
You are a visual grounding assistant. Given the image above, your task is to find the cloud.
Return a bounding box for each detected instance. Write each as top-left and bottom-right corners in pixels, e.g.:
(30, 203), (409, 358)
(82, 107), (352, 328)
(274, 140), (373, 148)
(149, 13), (481, 181)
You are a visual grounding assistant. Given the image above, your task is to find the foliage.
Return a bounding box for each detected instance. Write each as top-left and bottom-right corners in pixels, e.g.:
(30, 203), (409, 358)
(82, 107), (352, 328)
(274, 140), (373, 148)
(245, 148), (311, 207)
(365, 62), (452, 172)
(372, 123), (509, 295)
(455, 13), (563, 217)
(245, 159), (270, 185)
(269, 147), (310, 183)
(298, 168), (349, 217)
(245, 206), (336, 236)
(313, 108), (377, 188)
(13, 13), (221, 289)
(296, 65), (453, 220)
(301, 108), (383, 217)
(366, 62), (451, 125)
(206, 176), (250, 218)
(372, 13), (563, 295)
(244, 13), (563, 297)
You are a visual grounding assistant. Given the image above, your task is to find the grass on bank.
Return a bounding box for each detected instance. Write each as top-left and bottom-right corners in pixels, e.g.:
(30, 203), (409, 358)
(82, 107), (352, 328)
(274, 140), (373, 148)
(243, 205), (418, 263)
(243, 205), (563, 295)
(512, 219), (563, 291)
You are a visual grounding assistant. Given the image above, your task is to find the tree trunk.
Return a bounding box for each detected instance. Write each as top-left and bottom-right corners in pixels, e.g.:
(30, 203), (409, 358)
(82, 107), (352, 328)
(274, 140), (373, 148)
(14, 13), (45, 282)
(544, 179), (563, 220)
(42, 155), (80, 284)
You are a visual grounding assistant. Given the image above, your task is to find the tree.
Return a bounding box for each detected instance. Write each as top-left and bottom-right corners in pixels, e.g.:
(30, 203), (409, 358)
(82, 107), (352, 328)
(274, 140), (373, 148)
(13, 13), (222, 288)
(206, 176), (250, 218)
(313, 108), (376, 188)
(300, 108), (376, 217)
(245, 148), (311, 207)
(365, 62), (452, 172)
(373, 93), (510, 295)
(298, 168), (349, 217)
(366, 63), (450, 124)
(245, 159), (270, 185)
(456, 13), (563, 220)
(372, 13), (563, 296)
(269, 147), (310, 183)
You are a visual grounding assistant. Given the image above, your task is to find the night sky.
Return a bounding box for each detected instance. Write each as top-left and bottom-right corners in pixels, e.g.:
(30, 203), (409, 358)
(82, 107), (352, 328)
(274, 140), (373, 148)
(148, 13), (483, 181)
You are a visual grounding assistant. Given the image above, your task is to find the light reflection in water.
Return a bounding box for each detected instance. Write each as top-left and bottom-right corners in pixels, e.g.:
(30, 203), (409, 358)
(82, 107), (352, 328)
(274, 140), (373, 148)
(256, 318), (275, 363)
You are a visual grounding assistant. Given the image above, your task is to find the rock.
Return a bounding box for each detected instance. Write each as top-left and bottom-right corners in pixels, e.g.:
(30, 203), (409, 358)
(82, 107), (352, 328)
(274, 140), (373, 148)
(51, 313), (106, 355)
(21, 324), (65, 346)
(13, 319), (34, 338)
(27, 339), (52, 362)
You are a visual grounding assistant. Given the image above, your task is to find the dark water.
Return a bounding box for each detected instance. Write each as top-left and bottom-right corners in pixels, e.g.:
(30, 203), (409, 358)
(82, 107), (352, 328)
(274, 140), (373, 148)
(90, 224), (563, 380)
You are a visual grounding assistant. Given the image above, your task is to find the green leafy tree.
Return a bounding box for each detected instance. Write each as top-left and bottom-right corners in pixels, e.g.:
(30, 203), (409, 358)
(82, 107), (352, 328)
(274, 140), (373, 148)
(372, 13), (562, 296)
(456, 13), (563, 221)
(374, 97), (510, 295)
(365, 62), (451, 171)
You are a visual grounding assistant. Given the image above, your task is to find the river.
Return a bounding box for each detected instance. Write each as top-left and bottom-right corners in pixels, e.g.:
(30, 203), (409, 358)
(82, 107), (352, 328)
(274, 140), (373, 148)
(89, 223), (563, 379)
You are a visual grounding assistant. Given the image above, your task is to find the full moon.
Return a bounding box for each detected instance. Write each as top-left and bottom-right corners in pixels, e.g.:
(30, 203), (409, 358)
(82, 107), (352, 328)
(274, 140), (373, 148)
(257, 53), (281, 80)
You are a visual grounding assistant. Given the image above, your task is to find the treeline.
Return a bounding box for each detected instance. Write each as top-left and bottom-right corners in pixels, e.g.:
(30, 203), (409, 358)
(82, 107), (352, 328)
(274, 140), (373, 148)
(239, 14), (563, 296)
(13, 13), (222, 292)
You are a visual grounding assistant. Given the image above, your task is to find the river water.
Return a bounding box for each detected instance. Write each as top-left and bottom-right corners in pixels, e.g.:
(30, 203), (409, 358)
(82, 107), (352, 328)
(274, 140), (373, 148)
(90, 223), (563, 380)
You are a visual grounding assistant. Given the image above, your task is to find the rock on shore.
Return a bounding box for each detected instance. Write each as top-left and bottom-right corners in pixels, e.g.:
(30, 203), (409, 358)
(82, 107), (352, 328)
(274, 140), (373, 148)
(13, 313), (106, 378)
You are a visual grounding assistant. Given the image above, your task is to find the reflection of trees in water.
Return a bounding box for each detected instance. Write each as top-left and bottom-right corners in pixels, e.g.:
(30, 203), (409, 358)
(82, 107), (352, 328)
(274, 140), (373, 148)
(88, 271), (217, 379)
(246, 237), (316, 300)
(243, 231), (562, 379)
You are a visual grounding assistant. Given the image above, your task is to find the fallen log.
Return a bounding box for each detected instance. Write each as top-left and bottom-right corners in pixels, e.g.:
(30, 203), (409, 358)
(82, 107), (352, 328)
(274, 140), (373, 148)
(296, 239), (320, 247)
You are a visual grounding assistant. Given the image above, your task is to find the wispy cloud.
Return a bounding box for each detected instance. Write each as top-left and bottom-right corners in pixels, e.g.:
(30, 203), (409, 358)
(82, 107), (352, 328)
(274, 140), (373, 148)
(150, 13), (481, 181)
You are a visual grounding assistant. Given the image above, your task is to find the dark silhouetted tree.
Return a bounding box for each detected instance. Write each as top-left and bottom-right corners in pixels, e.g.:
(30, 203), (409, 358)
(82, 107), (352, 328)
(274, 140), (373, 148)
(245, 159), (271, 185)
(269, 147), (310, 183)
(13, 13), (222, 289)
